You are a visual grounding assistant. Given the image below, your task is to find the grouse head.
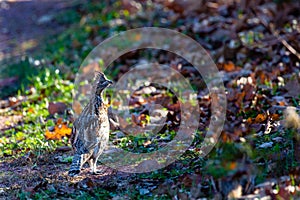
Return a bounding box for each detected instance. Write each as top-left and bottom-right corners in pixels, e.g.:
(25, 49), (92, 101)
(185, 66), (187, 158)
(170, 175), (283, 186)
(94, 71), (113, 95)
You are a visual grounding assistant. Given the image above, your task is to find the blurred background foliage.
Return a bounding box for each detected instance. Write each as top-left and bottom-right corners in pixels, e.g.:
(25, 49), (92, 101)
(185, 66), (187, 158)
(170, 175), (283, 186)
(0, 0), (300, 199)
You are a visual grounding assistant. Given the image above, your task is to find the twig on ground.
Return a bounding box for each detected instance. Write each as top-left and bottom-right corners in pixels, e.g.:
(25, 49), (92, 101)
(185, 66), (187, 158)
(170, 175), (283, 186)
(252, 8), (300, 60)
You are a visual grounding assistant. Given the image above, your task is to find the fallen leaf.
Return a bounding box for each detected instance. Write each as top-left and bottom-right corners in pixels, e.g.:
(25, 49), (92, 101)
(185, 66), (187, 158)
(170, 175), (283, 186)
(247, 117), (253, 124)
(121, 0), (142, 14)
(255, 114), (267, 123)
(270, 114), (280, 121)
(228, 162), (237, 170)
(223, 62), (236, 72)
(48, 102), (67, 115)
(9, 97), (20, 107)
(45, 129), (60, 140)
(256, 70), (269, 84)
(28, 107), (35, 114)
(45, 118), (72, 140)
(244, 83), (256, 101)
(277, 187), (292, 200)
(258, 142), (273, 149)
(84, 177), (95, 188)
(55, 146), (72, 152)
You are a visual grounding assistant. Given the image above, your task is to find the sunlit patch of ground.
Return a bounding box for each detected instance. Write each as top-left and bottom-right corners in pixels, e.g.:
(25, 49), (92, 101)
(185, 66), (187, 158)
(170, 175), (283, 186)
(0, 115), (22, 132)
(0, 0), (74, 60)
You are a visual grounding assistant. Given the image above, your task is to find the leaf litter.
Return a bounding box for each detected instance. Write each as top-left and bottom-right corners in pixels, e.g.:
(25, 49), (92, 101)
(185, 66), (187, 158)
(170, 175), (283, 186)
(1, 0), (300, 199)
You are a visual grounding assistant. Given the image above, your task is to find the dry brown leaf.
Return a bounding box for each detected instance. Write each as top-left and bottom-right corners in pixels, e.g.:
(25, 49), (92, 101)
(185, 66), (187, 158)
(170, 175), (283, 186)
(55, 146), (72, 152)
(255, 114), (267, 123)
(235, 91), (246, 107)
(271, 114), (280, 121)
(256, 70), (269, 84)
(228, 162), (237, 170)
(28, 107), (35, 114)
(244, 84), (256, 101)
(167, 102), (180, 112)
(45, 118), (72, 140)
(247, 117), (253, 124)
(223, 62), (236, 72)
(48, 102), (67, 115)
(121, 0), (142, 13)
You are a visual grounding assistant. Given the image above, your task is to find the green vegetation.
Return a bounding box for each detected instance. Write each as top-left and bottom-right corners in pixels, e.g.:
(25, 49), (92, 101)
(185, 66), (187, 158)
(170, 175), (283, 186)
(1, 0), (300, 199)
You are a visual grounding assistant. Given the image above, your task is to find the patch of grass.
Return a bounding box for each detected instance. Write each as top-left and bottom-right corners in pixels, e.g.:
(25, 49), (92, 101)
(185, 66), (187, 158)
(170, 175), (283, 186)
(0, 69), (74, 158)
(0, 57), (39, 98)
(251, 128), (299, 180)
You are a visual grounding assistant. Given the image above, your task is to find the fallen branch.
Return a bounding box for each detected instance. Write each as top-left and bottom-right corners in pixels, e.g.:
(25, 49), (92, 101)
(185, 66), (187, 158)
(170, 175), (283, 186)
(252, 8), (300, 60)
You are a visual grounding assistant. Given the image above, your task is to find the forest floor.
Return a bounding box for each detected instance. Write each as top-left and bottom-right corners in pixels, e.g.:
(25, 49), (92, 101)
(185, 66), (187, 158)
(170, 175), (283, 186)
(0, 0), (77, 60)
(1, 0), (300, 199)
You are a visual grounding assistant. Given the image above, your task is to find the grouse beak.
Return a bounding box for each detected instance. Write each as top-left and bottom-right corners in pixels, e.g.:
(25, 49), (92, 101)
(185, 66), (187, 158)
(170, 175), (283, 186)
(107, 80), (113, 85)
(106, 80), (113, 87)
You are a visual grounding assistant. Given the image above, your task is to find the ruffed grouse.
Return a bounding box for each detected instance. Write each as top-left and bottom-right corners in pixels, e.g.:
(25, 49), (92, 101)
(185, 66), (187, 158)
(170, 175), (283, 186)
(68, 72), (113, 176)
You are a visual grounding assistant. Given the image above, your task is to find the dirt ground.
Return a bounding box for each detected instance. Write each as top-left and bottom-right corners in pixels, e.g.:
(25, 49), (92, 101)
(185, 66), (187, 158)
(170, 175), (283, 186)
(0, 1), (83, 197)
(0, 0), (74, 60)
(1, 0), (300, 198)
(0, 150), (129, 199)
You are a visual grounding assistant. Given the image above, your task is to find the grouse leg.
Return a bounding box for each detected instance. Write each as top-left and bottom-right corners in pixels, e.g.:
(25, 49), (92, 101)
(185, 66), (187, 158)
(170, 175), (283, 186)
(90, 141), (109, 175)
(68, 153), (83, 177)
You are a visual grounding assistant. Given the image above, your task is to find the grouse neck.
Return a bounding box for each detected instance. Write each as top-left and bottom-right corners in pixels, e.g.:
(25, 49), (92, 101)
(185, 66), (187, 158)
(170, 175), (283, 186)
(95, 88), (104, 96)
(93, 94), (103, 116)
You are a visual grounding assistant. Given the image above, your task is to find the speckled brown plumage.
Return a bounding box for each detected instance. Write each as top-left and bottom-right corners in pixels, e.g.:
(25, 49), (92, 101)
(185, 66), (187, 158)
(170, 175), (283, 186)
(68, 72), (112, 177)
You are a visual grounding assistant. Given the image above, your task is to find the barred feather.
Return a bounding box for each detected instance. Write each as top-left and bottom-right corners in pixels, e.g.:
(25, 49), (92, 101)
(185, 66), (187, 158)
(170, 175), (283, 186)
(68, 72), (112, 176)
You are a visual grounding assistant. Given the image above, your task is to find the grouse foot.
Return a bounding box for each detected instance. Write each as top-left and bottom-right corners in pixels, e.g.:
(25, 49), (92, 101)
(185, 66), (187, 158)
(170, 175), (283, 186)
(68, 169), (80, 177)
